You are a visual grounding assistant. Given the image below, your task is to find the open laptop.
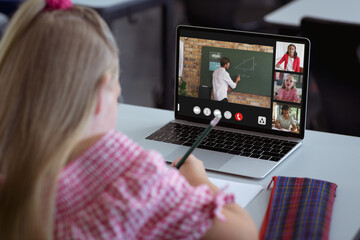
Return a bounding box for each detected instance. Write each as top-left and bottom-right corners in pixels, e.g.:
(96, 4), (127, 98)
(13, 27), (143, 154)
(139, 25), (310, 179)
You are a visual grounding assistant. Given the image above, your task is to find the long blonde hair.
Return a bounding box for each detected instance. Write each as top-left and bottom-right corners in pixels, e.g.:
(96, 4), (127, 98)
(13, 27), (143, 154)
(0, 0), (119, 239)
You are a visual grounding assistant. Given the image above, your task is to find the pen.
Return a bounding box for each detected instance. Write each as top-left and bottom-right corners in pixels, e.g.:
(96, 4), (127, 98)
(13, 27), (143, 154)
(175, 114), (222, 169)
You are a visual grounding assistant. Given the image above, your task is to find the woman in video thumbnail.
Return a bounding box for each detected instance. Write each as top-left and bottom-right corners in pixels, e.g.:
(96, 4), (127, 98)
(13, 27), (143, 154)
(276, 44), (300, 72)
(275, 105), (298, 132)
(275, 74), (300, 103)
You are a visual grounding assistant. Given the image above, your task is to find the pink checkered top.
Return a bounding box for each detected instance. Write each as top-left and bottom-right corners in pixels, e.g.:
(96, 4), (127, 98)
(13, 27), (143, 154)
(54, 130), (234, 239)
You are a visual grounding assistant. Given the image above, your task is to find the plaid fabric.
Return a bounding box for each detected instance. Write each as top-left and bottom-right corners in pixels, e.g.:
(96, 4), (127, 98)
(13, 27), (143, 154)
(260, 176), (337, 240)
(54, 130), (234, 240)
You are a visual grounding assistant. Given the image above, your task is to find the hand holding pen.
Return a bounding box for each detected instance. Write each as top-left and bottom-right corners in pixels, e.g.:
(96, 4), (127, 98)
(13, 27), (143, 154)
(175, 114), (222, 169)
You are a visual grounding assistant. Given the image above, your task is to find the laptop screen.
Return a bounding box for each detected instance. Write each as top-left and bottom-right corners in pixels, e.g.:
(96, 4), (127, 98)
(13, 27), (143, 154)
(175, 26), (310, 139)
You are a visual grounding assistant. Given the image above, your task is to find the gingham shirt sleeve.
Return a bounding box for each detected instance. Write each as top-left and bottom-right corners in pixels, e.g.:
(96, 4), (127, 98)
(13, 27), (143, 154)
(55, 131), (234, 240)
(109, 150), (234, 239)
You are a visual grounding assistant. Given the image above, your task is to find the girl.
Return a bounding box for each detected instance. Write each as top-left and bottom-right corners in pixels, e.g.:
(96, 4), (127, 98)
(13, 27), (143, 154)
(275, 105), (298, 132)
(276, 44), (301, 72)
(0, 0), (257, 239)
(275, 74), (301, 103)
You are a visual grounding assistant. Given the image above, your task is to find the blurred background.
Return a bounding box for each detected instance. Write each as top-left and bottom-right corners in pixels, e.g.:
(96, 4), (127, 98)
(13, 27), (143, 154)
(1, 0), (359, 137)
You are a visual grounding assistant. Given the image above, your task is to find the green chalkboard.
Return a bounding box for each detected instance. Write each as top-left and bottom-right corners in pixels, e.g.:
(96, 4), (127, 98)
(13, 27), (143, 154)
(200, 46), (273, 96)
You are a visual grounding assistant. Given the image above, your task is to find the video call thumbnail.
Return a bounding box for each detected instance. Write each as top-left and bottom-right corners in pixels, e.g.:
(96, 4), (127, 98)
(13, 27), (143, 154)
(272, 102), (301, 133)
(275, 41), (305, 73)
(178, 37), (274, 109)
(274, 72), (303, 103)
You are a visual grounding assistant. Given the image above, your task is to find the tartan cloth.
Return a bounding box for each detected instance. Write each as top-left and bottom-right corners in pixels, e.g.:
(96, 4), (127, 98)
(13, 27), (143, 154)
(260, 176), (337, 240)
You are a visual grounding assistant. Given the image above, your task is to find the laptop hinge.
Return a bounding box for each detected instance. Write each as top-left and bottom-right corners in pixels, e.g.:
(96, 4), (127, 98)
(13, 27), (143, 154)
(172, 119), (302, 142)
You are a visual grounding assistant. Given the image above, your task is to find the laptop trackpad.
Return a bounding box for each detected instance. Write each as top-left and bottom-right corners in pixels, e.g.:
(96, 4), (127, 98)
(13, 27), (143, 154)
(165, 147), (232, 169)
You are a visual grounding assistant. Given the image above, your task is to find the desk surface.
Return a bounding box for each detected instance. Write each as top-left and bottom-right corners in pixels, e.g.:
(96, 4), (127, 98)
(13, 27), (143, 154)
(116, 103), (360, 240)
(264, 0), (360, 28)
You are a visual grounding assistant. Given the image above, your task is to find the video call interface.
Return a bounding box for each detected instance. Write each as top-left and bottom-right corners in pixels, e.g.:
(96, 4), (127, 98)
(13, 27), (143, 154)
(176, 31), (307, 136)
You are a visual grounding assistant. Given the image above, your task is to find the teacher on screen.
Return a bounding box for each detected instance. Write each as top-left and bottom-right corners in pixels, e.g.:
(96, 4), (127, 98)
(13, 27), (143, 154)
(212, 57), (240, 102)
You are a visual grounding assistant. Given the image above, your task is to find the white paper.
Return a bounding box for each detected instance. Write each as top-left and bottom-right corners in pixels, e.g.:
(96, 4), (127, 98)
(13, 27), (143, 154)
(209, 177), (263, 208)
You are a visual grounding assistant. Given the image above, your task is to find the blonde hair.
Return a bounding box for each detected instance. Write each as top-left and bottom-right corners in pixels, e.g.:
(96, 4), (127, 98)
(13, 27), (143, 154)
(281, 74), (296, 90)
(0, 0), (119, 239)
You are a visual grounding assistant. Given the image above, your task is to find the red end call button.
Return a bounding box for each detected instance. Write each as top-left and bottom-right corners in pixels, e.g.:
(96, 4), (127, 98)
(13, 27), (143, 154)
(235, 113), (243, 121)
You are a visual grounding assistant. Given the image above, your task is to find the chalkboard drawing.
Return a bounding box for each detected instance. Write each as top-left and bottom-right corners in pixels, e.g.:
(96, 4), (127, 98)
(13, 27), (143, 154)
(200, 46), (273, 97)
(209, 52), (221, 71)
(235, 57), (255, 71)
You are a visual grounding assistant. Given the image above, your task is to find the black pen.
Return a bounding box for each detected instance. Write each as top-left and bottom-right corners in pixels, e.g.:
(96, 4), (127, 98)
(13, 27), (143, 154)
(175, 114), (222, 169)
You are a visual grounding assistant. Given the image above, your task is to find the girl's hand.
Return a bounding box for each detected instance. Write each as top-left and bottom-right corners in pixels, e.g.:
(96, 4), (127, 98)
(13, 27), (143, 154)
(172, 156), (257, 239)
(171, 154), (211, 187)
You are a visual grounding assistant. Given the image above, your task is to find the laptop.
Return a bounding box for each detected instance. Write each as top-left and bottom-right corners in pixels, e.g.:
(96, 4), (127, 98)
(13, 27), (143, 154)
(139, 25), (310, 179)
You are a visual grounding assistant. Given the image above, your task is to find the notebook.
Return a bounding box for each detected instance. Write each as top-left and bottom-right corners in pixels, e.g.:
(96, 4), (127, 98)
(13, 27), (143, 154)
(139, 25), (310, 179)
(209, 177), (263, 208)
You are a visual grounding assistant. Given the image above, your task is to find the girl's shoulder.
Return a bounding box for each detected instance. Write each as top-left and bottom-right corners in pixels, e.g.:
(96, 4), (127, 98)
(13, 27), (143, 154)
(82, 130), (166, 175)
(56, 130), (168, 223)
(55, 131), (233, 240)
(63, 130), (149, 172)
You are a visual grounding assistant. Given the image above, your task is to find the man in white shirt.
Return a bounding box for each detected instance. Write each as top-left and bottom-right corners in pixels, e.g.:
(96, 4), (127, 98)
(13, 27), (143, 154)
(212, 57), (240, 102)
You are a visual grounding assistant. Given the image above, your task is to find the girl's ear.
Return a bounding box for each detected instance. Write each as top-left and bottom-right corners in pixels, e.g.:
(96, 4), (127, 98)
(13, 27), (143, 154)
(95, 73), (112, 116)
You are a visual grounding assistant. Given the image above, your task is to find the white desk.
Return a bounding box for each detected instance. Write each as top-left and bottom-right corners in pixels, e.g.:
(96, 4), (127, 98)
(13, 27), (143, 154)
(264, 0), (360, 28)
(116, 103), (360, 240)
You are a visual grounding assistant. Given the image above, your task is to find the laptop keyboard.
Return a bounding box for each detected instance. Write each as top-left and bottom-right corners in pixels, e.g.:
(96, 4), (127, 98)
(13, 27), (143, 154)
(145, 122), (298, 162)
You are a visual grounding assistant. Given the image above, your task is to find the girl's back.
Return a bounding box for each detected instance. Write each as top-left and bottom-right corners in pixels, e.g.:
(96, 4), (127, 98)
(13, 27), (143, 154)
(0, 0), (257, 239)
